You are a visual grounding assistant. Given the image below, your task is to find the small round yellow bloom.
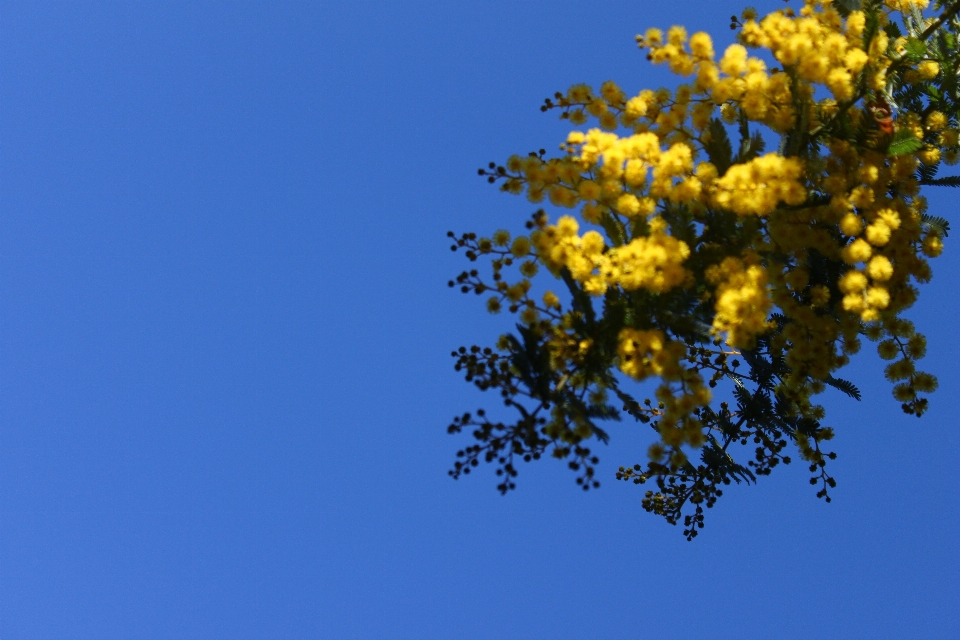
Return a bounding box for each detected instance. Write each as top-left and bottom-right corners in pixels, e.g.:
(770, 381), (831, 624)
(865, 221), (892, 246)
(577, 180), (601, 201)
(922, 235), (944, 257)
(493, 229), (511, 247)
(865, 286), (890, 309)
(842, 238), (873, 263)
(690, 32), (714, 59)
(867, 255), (894, 281)
(616, 193), (642, 216)
(878, 340), (899, 360)
(643, 28), (663, 47)
(918, 60), (940, 80)
(719, 44), (748, 77)
(926, 111), (947, 132)
(839, 270), (868, 294)
(918, 147), (941, 166)
(840, 213), (864, 237)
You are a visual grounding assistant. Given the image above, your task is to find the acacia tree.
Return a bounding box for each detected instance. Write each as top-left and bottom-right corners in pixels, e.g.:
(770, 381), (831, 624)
(447, 0), (956, 539)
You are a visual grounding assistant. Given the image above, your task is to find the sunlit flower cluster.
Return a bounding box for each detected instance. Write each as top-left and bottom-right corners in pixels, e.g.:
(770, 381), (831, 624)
(457, 0), (951, 477)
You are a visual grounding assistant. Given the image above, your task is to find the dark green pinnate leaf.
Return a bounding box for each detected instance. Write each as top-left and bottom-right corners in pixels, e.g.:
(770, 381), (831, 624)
(917, 162), (938, 182)
(887, 129), (923, 156)
(883, 21), (902, 38)
(904, 37), (927, 60)
(921, 214), (950, 237)
(738, 130), (766, 163)
(832, 0), (860, 17)
(704, 118), (733, 174)
(919, 175), (960, 188)
(824, 376), (862, 401)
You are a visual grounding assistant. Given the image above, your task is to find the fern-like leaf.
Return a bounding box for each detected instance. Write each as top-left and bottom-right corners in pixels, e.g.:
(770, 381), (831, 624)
(919, 175), (960, 187)
(917, 162), (938, 182)
(887, 129), (923, 156)
(921, 214), (951, 237)
(704, 118), (733, 174)
(824, 376), (862, 401)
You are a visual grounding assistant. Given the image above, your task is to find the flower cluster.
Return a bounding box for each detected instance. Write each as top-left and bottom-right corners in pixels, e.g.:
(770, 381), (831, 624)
(451, 0), (955, 536)
(533, 215), (691, 296)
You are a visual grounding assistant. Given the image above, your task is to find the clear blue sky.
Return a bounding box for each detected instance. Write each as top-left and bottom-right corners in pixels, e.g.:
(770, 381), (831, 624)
(1, 1), (957, 637)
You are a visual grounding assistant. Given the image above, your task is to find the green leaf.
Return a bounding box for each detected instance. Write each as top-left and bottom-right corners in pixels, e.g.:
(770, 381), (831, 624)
(560, 268), (596, 326)
(917, 162), (938, 182)
(599, 211), (626, 247)
(904, 37), (927, 60)
(583, 403), (621, 422)
(737, 122), (766, 164)
(908, 4), (926, 36)
(919, 175), (960, 188)
(921, 214), (950, 237)
(832, 0), (860, 16)
(887, 129), (923, 156)
(824, 376), (862, 401)
(784, 192), (831, 210)
(704, 118), (733, 174)
(701, 439), (757, 485)
(883, 21), (903, 39)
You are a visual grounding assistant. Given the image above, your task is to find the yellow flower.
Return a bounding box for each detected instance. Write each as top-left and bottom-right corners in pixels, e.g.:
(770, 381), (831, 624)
(713, 154), (806, 215)
(918, 60), (940, 80)
(616, 193), (642, 216)
(577, 180), (601, 201)
(867, 255), (894, 281)
(643, 28), (663, 47)
(842, 238), (872, 264)
(690, 32), (714, 59)
(865, 221), (891, 246)
(922, 235), (943, 257)
(719, 44), (749, 77)
(840, 213), (864, 236)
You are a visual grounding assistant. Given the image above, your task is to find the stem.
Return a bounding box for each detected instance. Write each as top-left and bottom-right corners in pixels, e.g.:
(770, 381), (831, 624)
(921, 0), (960, 40)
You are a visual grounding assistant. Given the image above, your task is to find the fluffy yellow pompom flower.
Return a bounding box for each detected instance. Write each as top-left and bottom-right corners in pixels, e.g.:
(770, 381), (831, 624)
(885, 0), (930, 10)
(926, 111), (947, 132)
(616, 193), (642, 216)
(842, 238), (873, 264)
(867, 255), (894, 281)
(542, 291), (560, 309)
(719, 44), (749, 77)
(643, 28), (663, 47)
(689, 32), (714, 59)
(839, 270), (868, 294)
(840, 213), (864, 236)
(918, 60), (940, 80)
(922, 235), (944, 257)
(918, 147), (941, 166)
(865, 221), (891, 246)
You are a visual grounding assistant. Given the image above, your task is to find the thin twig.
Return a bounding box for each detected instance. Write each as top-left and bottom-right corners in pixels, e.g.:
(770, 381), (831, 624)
(921, 0), (960, 40)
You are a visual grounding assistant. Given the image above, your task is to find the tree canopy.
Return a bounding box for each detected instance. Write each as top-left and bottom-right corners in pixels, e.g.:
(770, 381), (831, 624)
(447, 0), (956, 539)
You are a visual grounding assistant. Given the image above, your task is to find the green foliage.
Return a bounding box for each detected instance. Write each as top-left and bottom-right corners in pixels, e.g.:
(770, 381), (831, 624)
(887, 128), (923, 156)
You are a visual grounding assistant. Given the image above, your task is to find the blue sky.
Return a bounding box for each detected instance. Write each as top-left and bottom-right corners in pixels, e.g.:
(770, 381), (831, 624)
(1, 1), (957, 638)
